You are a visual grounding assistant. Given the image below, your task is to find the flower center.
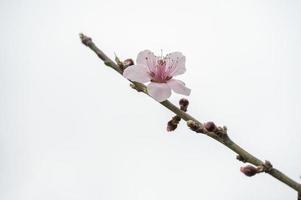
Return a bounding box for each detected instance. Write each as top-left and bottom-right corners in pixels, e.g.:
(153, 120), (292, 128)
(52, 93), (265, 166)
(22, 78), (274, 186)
(157, 59), (166, 66)
(149, 59), (172, 83)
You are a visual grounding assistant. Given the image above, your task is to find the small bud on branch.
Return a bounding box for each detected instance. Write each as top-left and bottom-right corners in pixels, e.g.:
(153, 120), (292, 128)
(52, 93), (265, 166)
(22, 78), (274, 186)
(123, 58), (134, 68)
(187, 120), (205, 133)
(167, 116), (181, 132)
(240, 161), (274, 177)
(167, 99), (190, 132)
(240, 165), (259, 177)
(179, 98), (189, 112)
(204, 121), (217, 132)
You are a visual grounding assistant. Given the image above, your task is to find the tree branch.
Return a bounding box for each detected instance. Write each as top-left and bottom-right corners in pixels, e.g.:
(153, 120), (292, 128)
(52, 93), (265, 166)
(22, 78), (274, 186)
(79, 33), (301, 194)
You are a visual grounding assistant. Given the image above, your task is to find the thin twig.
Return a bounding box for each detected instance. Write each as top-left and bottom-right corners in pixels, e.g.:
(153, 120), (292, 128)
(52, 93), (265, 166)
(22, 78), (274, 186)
(79, 33), (301, 193)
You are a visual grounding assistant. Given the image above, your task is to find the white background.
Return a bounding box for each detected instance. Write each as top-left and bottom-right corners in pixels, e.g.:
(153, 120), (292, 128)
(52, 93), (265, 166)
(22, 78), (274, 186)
(1, 0), (301, 199)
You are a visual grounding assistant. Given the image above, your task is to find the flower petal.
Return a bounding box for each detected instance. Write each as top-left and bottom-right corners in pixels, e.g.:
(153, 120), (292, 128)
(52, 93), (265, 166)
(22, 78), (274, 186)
(165, 52), (186, 76)
(147, 82), (171, 102)
(123, 64), (151, 83)
(136, 50), (157, 72)
(167, 79), (191, 96)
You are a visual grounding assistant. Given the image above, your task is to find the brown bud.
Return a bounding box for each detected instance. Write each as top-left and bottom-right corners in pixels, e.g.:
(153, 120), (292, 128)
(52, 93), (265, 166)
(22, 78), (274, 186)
(167, 121), (177, 132)
(167, 116), (181, 132)
(179, 98), (189, 111)
(123, 58), (134, 68)
(172, 115), (181, 122)
(187, 120), (205, 133)
(204, 121), (217, 132)
(240, 165), (258, 177)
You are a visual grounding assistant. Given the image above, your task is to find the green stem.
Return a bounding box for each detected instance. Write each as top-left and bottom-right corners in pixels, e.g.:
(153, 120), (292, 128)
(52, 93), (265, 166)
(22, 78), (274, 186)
(79, 33), (301, 193)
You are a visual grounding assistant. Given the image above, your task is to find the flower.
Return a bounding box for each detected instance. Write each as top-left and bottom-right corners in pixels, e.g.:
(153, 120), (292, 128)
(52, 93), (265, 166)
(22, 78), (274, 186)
(123, 50), (191, 102)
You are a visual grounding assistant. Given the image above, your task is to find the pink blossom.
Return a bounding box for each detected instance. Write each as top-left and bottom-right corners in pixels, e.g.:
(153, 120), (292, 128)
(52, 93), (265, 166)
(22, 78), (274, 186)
(123, 50), (191, 102)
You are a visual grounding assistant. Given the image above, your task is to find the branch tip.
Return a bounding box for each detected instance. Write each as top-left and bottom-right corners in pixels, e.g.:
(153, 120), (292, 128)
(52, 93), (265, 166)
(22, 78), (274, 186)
(79, 33), (92, 46)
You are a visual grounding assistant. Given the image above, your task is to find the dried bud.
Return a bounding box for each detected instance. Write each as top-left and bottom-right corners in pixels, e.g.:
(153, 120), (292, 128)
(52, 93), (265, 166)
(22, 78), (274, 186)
(179, 98), (189, 111)
(240, 165), (258, 177)
(172, 115), (181, 122)
(262, 160), (273, 172)
(187, 120), (205, 133)
(204, 121), (217, 132)
(123, 58), (134, 68)
(264, 160), (273, 168)
(167, 121), (178, 132)
(167, 116), (181, 132)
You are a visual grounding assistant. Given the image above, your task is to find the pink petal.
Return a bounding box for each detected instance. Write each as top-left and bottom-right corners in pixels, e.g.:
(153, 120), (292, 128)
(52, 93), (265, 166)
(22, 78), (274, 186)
(167, 79), (191, 96)
(136, 50), (157, 72)
(165, 52), (186, 77)
(147, 82), (172, 102)
(123, 64), (151, 83)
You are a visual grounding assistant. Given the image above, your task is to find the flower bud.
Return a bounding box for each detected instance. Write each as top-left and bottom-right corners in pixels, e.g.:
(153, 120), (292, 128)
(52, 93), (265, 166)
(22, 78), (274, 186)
(204, 121), (217, 132)
(167, 116), (181, 132)
(179, 98), (189, 111)
(123, 58), (134, 68)
(179, 98), (189, 106)
(240, 165), (258, 177)
(167, 121), (177, 132)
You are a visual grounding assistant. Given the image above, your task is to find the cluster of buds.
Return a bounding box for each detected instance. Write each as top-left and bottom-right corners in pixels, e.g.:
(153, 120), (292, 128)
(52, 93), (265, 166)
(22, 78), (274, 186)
(187, 120), (229, 142)
(187, 120), (220, 134)
(167, 98), (189, 132)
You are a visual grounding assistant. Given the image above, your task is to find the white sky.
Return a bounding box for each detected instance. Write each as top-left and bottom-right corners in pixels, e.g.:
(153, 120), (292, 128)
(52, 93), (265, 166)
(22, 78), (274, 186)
(1, 0), (301, 199)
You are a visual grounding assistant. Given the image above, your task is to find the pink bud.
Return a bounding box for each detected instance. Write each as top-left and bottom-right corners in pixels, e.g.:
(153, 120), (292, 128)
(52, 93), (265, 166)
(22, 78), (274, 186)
(204, 121), (217, 132)
(123, 58), (134, 67)
(240, 165), (258, 177)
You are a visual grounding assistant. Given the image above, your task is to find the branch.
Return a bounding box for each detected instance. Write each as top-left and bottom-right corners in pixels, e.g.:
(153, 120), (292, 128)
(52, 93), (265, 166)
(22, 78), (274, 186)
(79, 33), (301, 194)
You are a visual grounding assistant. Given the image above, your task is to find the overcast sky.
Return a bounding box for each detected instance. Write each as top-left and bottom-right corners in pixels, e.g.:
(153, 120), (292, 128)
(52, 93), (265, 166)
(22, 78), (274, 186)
(1, 0), (301, 199)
